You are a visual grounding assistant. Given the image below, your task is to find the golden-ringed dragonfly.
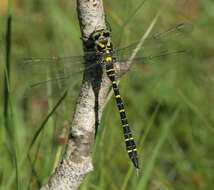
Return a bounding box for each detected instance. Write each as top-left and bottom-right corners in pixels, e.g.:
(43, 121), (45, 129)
(91, 27), (140, 173)
(19, 23), (193, 175)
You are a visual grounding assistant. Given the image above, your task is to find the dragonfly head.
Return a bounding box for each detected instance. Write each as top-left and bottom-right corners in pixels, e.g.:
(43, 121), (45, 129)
(92, 28), (112, 52)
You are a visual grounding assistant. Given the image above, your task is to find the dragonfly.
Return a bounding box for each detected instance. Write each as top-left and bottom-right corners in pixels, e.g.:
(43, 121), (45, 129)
(19, 23), (193, 95)
(18, 23), (193, 174)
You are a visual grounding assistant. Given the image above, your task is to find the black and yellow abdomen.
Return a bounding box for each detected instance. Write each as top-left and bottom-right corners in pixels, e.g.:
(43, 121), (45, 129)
(106, 61), (139, 170)
(92, 28), (139, 173)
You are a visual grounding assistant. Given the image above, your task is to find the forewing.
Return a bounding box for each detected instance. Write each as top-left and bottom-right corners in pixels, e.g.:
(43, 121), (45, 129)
(114, 23), (193, 62)
(17, 55), (86, 97)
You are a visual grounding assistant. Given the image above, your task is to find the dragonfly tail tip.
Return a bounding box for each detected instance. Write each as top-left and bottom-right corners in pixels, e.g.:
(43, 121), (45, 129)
(136, 168), (139, 177)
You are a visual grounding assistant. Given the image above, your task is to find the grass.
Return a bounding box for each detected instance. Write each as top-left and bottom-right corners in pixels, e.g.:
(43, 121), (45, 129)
(1, 0), (214, 189)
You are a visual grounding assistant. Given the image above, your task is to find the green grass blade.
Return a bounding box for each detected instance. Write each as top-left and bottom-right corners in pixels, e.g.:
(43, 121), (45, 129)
(115, 0), (148, 43)
(3, 1), (20, 189)
(3, 8), (11, 130)
(121, 104), (160, 190)
(177, 90), (214, 133)
(27, 90), (68, 152)
(136, 108), (180, 190)
(6, 91), (67, 189)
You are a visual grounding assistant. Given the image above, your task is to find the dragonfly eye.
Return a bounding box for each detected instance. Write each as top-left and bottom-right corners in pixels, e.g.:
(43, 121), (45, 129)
(92, 32), (101, 41)
(103, 32), (110, 37)
(94, 34), (100, 40)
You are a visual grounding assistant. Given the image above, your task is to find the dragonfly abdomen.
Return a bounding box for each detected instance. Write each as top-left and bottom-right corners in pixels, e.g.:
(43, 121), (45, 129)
(106, 62), (139, 170)
(92, 27), (139, 173)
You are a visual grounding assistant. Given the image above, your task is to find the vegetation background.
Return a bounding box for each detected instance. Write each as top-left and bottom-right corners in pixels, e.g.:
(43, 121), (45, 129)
(0, 0), (214, 189)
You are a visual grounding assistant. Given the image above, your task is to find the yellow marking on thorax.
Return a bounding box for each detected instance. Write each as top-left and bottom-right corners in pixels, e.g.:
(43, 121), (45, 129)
(106, 49), (110, 54)
(115, 95), (121, 98)
(98, 43), (105, 48)
(106, 57), (112, 62)
(112, 81), (116, 84)
(106, 68), (115, 72)
(107, 41), (111, 47)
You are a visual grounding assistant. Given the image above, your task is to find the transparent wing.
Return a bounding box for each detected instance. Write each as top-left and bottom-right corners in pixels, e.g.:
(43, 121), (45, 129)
(114, 23), (193, 60)
(18, 55), (86, 97)
(18, 52), (104, 84)
(18, 23), (193, 96)
(118, 50), (187, 64)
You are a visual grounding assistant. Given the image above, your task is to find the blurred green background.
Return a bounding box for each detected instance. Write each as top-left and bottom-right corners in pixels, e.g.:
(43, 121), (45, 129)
(1, 0), (214, 189)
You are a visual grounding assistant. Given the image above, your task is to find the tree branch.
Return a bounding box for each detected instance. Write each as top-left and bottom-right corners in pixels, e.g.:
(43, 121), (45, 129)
(40, 0), (111, 189)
